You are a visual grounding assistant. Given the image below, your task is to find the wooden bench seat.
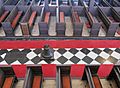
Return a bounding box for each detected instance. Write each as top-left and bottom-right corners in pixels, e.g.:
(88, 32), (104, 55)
(44, 12), (50, 23)
(0, 11), (9, 23)
(92, 76), (102, 88)
(2, 77), (14, 88)
(60, 12), (65, 23)
(11, 11), (23, 29)
(72, 12), (80, 23)
(62, 75), (71, 88)
(28, 11), (37, 28)
(32, 76), (41, 88)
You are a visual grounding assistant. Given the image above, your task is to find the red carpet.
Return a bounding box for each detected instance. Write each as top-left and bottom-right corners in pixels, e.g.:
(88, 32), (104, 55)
(0, 40), (120, 49)
(12, 65), (26, 78)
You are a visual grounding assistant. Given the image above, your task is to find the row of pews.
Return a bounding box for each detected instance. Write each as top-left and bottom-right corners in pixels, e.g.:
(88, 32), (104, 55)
(0, 64), (120, 88)
(0, 4), (120, 37)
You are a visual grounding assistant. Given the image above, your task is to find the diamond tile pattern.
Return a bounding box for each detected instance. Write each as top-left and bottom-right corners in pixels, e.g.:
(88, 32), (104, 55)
(0, 48), (119, 65)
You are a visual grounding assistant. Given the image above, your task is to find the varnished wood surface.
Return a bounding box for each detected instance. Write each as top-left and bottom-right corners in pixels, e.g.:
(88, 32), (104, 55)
(62, 75), (71, 88)
(60, 12), (65, 23)
(92, 76), (102, 88)
(11, 11), (23, 29)
(44, 12), (50, 23)
(32, 76), (41, 88)
(28, 11), (37, 27)
(2, 77), (14, 88)
(0, 11), (9, 22)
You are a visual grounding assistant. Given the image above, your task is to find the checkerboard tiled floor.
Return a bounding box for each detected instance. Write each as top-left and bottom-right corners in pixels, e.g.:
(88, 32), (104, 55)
(0, 48), (120, 65)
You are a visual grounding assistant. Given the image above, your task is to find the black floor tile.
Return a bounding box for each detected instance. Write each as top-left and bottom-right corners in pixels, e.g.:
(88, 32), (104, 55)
(81, 48), (90, 55)
(57, 56), (68, 64)
(33, 49), (42, 55)
(0, 49), (8, 55)
(103, 48), (113, 55)
(31, 56), (42, 64)
(70, 56), (80, 64)
(92, 48), (102, 54)
(82, 56), (93, 64)
(69, 48), (79, 54)
(57, 48), (67, 54)
(115, 48), (120, 53)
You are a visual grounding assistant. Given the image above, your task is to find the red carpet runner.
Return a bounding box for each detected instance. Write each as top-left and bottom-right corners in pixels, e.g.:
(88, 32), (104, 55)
(0, 40), (120, 49)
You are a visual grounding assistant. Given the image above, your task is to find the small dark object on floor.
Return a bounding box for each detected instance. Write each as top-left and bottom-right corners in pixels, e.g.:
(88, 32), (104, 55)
(41, 44), (54, 59)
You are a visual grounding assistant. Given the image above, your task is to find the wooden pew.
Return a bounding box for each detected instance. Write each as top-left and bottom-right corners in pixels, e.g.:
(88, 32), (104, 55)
(2, 77), (14, 88)
(62, 75), (71, 88)
(0, 11), (9, 23)
(60, 12), (65, 23)
(44, 12), (50, 23)
(32, 76), (41, 88)
(92, 76), (102, 88)
(11, 11), (23, 29)
(28, 11), (37, 28)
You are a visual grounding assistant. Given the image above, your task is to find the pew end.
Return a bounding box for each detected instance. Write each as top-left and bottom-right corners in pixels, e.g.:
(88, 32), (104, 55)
(39, 22), (49, 36)
(73, 22), (84, 36)
(56, 22), (66, 36)
(20, 22), (30, 37)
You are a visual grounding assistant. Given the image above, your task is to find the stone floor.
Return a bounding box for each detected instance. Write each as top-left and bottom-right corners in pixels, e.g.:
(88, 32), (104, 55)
(0, 48), (119, 65)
